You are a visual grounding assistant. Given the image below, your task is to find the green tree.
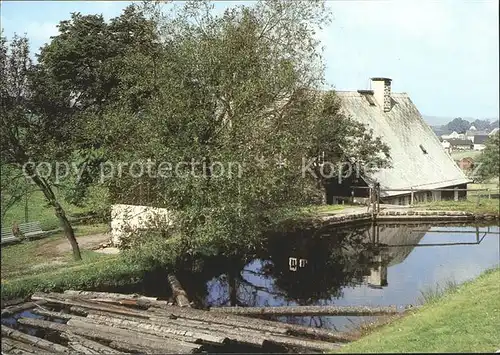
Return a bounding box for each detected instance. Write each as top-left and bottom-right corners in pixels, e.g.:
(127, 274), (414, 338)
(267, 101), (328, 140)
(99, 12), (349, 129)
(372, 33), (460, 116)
(476, 133), (500, 182)
(34, 5), (163, 208)
(445, 117), (470, 134)
(108, 0), (391, 264)
(0, 163), (34, 223)
(0, 34), (82, 259)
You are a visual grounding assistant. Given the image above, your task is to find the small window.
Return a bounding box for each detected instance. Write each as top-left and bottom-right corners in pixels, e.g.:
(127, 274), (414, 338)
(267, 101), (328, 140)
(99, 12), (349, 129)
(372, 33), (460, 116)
(419, 144), (428, 154)
(365, 95), (376, 106)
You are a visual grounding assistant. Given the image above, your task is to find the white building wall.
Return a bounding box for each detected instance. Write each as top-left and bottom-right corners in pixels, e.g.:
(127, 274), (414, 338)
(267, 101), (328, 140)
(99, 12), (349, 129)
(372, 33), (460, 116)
(110, 204), (172, 246)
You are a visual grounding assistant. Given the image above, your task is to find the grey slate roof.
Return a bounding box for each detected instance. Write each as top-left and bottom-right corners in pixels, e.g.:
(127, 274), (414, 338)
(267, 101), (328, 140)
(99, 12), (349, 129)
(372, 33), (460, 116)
(447, 138), (473, 146)
(336, 91), (471, 197)
(473, 135), (489, 144)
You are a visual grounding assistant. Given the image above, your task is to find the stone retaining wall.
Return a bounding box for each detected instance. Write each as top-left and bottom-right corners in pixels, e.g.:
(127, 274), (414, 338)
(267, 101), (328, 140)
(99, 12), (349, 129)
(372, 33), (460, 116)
(316, 209), (498, 227)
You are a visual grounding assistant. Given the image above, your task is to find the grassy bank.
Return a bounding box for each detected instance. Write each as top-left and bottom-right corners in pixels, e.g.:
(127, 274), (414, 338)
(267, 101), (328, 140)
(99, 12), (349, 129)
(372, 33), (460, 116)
(1, 222), (119, 300)
(0, 224), (184, 301)
(2, 190), (98, 230)
(1, 224), (108, 279)
(337, 268), (500, 353)
(1, 255), (148, 301)
(418, 198), (500, 215)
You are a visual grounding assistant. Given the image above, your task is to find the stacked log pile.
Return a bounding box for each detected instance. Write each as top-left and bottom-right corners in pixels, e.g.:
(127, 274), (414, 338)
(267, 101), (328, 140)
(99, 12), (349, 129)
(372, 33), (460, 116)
(1, 290), (400, 354)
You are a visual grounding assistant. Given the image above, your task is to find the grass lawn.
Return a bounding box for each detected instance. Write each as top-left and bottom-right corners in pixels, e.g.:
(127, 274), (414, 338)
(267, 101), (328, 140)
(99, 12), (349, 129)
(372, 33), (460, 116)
(337, 268), (500, 353)
(2, 189), (95, 230)
(449, 150), (482, 161)
(1, 223), (109, 280)
(417, 198), (500, 215)
(0, 254), (147, 301)
(0, 222), (150, 301)
(302, 204), (350, 214)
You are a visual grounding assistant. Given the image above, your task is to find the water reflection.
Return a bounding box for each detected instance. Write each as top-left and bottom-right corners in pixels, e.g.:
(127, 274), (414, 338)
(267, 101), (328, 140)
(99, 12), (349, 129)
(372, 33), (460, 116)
(179, 222), (499, 331)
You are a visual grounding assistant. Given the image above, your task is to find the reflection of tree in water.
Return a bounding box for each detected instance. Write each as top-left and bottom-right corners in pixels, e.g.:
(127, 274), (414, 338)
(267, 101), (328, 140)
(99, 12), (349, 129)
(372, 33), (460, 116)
(262, 225), (378, 304)
(177, 223), (430, 330)
(179, 223), (380, 308)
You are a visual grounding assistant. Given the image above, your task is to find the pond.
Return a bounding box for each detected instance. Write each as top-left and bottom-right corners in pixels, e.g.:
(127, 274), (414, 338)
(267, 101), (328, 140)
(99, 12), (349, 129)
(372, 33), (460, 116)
(175, 222), (500, 332)
(2, 222), (499, 336)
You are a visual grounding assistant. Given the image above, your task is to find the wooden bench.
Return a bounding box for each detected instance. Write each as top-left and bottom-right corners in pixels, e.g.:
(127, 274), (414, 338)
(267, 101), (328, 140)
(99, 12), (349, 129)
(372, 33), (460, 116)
(1, 221), (45, 245)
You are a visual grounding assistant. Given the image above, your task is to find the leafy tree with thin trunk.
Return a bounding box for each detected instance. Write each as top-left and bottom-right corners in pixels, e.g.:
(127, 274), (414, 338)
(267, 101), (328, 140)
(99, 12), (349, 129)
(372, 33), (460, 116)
(99, 1), (391, 264)
(0, 163), (34, 223)
(0, 34), (82, 260)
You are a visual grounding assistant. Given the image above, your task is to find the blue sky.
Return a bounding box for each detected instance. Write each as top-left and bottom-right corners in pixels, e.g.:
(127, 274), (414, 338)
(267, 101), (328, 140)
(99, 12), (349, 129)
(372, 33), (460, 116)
(1, 0), (498, 121)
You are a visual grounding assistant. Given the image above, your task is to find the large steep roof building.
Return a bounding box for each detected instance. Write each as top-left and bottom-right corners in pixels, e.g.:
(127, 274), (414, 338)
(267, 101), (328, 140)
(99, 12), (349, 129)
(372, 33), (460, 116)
(329, 77), (471, 205)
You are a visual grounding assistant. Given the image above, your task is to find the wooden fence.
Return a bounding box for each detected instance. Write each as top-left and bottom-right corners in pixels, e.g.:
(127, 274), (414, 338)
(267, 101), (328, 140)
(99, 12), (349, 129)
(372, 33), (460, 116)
(350, 185), (500, 214)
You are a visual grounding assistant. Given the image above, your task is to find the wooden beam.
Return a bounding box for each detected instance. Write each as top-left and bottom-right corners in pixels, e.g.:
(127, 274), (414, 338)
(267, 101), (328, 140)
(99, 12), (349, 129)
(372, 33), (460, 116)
(168, 274), (191, 307)
(211, 305), (399, 316)
(1, 301), (47, 317)
(17, 317), (201, 354)
(1, 324), (69, 353)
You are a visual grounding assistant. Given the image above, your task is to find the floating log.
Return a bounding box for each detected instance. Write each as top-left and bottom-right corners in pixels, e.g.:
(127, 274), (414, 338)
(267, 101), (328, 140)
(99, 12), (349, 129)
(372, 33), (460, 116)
(149, 305), (355, 343)
(17, 316), (201, 354)
(167, 274), (191, 307)
(64, 290), (157, 301)
(63, 290), (170, 308)
(213, 305), (399, 316)
(1, 324), (69, 353)
(2, 337), (41, 354)
(86, 313), (227, 345)
(1, 301), (48, 317)
(31, 293), (150, 319)
(107, 341), (148, 354)
(2, 339), (33, 355)
(60, 332), (124, 354)
(31, 308), (72, 320)
(70, 303), (342, 351)
(1, 298), (27, 309)
(85, 308), (275, 349)
(36, 307), (225, 346)
(27, 291), (355, 351)
(67, 341), (100, 354)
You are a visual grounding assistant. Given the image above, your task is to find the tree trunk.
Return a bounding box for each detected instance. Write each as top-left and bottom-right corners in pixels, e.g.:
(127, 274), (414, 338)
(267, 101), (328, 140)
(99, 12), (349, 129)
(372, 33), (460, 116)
(29, 173), (81, 260)
(228, 271), (237, 307)
(24, 190), (29, 223)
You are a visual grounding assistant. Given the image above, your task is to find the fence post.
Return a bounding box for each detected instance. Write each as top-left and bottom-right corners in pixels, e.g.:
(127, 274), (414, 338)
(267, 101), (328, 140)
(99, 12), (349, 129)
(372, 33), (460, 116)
(368, 186), (372, 213)
(376, 183), (381, 213)
(488, 188), (491, 199)
(371, 185), (376, 220)
(410, 187), (414, 207)
(454, 186), (459, 201)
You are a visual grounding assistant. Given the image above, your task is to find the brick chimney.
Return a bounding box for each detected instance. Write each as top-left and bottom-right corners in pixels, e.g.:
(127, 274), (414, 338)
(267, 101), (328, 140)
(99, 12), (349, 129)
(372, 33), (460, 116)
(371, 77), (392, 112)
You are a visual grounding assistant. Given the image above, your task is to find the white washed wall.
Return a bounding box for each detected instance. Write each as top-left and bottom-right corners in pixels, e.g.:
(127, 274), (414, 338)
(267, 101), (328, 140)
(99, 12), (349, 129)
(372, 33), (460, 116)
(110, 204), (172, 246)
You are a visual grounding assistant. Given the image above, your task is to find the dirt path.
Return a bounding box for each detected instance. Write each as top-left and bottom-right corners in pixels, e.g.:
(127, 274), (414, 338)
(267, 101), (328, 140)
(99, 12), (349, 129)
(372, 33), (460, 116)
(55, 233), (111, 253)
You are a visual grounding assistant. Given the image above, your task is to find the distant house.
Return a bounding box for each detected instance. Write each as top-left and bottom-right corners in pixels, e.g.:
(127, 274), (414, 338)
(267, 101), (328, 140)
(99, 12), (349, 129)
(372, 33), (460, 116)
(442, 131), (465, 140)
(441, 139), (451, 152)
(328, 77), (471, 205)
(472, 135), (489, 150)
(465, 125), (489, 137)
(446, 139), (473, 151)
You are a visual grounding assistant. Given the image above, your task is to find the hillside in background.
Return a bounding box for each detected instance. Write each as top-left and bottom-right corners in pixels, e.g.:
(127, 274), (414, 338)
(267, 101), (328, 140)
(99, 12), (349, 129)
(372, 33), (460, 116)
(424, 116), (499, 136)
